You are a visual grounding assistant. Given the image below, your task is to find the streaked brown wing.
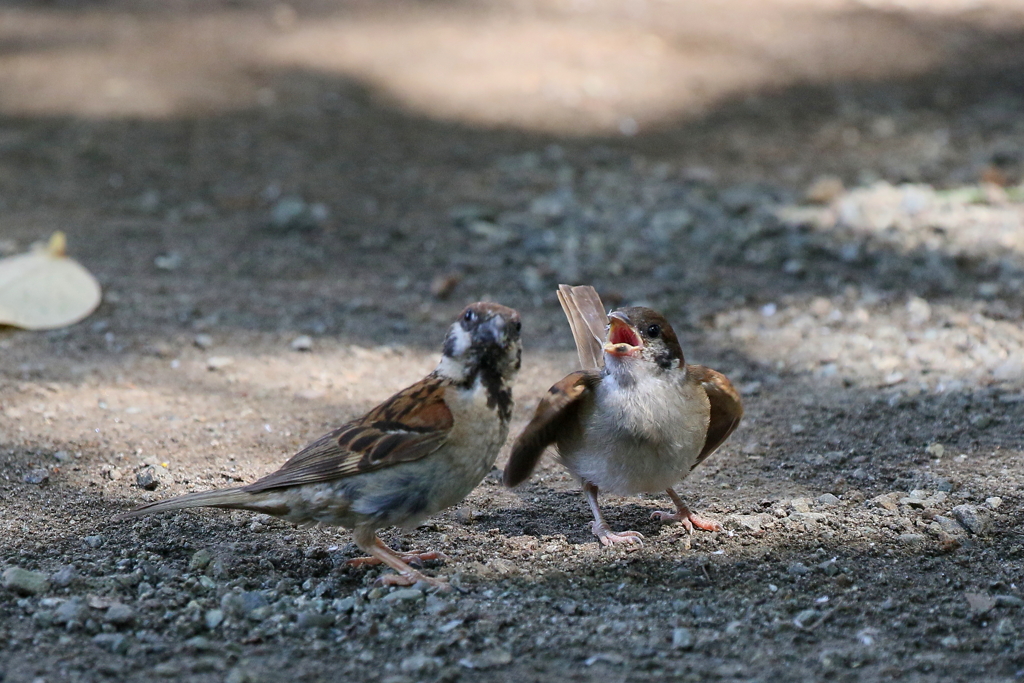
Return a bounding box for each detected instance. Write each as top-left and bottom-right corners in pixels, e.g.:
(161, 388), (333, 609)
(689, 365), (744, 468)
(557, 284), (608, 372)
(244, 375), (454, 493)
(503, 371), (597, 487)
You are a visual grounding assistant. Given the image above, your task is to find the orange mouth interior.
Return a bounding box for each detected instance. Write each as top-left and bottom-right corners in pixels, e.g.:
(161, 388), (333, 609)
(608, 319), (641, 348)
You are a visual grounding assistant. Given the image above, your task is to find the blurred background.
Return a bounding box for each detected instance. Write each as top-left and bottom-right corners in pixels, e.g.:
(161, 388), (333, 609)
(1, 0), (1023, 386)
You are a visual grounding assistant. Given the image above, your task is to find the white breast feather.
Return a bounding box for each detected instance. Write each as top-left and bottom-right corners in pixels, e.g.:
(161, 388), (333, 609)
(564, 369), (710, 495)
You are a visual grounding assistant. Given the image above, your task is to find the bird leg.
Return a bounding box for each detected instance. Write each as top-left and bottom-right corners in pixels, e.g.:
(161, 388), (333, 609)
(349, 533), (450, 589)
(584, 482), (644, 546)
(650, 488), (721, 533)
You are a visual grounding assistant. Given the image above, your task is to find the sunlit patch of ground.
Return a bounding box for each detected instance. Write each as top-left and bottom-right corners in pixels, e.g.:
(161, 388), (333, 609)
(1, 0), (1021, 133)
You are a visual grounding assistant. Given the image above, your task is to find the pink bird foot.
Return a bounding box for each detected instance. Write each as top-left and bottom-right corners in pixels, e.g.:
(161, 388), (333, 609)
(591, 521), (645, 546)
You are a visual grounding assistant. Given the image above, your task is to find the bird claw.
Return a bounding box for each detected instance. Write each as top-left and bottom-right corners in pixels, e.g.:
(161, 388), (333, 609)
(591, 522), (645, 547)
(650, 510), (721, 533)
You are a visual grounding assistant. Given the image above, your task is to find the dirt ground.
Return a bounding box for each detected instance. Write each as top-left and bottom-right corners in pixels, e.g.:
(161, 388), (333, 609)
(2, 1), (1024, 681)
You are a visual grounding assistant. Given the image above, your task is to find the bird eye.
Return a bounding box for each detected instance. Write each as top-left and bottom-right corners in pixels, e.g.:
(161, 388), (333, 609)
(646, 323), (661, 338)
(463, 309), (477, 323)
(510, 319), (522, 335)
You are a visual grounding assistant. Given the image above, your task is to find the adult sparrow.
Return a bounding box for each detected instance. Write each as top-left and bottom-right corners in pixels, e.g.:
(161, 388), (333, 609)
(504, 285), (742, 546)
(121, 302), (522, 588)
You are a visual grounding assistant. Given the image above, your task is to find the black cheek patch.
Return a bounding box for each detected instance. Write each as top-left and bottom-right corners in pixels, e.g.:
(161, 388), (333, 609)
(656, 352), (676, 370)
(442, 335), (457, 358)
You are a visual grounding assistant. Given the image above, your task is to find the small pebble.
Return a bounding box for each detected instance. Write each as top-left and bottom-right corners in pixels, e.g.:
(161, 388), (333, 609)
(584, 653), (626, 666)
(290, 335), (313, 352)
(206, 356), (235, 371)
(969, 414), (992, 429)
(817, 493), (841, 506)
(270, 196), (321, 231)
(2, 567), (51, 595)
(400, 654), (442, 674)
(92, 633), (130, 654)
(805, 175), (845, 204)
(105, 603), (135, 627)
(382, 588), (423, 604)
(458, 649), (512, 669)
(898, 533), (926, 545)
(994, 595), (1024, 608)
(50, 565), (77, 587)
(136, 468), (161, 491)
(789, 498), (812, 513)
(787, 562), (810, 576)
(189, 549), (213, 572)
(671, 627), (695, 650)
(193, 334), (214, 349)
(154, 252), (182, 271)
(205, 609), (224, 630)
(54, 598), (88, 625)
(952, 505), (991, 536)
(296, 612), (335, 629)
(333, 596), (356, 614)
(23, 469), (49, 485)
(793, 609), (819, 628)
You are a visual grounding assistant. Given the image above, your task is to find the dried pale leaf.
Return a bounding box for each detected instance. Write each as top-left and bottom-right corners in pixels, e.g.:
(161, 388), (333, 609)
(0, 232), (102, 330)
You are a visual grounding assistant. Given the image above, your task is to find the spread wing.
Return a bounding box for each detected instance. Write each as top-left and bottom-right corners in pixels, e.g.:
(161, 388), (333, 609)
(689, 365), (744, 469)
(503, 371), (597, 487)
(557, 284), (608, 371)
(244, 375), (454, 493)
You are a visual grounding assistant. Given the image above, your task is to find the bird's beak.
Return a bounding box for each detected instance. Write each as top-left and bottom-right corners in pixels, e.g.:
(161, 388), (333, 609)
(478, 315), (508, 348)
(604, 312), (642, 358)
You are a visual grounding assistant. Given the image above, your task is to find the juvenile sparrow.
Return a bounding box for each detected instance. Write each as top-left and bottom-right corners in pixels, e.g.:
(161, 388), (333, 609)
(504, 285), (742, 546)
(121, 302), (522, 588)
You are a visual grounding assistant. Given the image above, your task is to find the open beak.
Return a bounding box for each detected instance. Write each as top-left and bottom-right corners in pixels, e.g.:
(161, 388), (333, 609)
(604, 312), (642, 358)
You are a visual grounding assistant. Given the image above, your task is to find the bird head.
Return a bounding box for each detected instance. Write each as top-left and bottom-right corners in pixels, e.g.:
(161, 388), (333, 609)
(604, 307), (684, 372)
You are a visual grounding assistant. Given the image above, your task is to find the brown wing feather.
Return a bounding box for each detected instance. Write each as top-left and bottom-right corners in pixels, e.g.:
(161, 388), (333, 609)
(244, 375), (454, 493)
(689, 365), (744, 469)
(503, 371), (597, 487)
(557, 285), (608, 371)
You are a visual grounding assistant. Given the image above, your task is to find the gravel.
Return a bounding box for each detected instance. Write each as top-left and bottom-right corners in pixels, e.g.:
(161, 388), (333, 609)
(951, 504), (993, 536)
(2, 567), (51, 595)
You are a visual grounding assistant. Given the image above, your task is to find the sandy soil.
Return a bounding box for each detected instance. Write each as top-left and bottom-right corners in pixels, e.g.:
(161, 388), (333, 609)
(1, 1), (1023, 681)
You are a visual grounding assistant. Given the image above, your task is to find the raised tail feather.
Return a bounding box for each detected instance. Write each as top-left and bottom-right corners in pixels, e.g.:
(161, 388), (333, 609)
(557, 285), (608, 372)
(117, 488), (287, 521)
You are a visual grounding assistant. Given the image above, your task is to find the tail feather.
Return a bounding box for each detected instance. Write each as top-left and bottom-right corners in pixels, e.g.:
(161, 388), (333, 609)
(557, 285), (607, 371)
(116, 488), (288, 521)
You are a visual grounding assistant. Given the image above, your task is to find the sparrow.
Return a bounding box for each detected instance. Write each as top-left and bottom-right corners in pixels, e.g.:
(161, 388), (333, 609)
(503, 285), (742, 546)
(120, 302), (522, 588)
